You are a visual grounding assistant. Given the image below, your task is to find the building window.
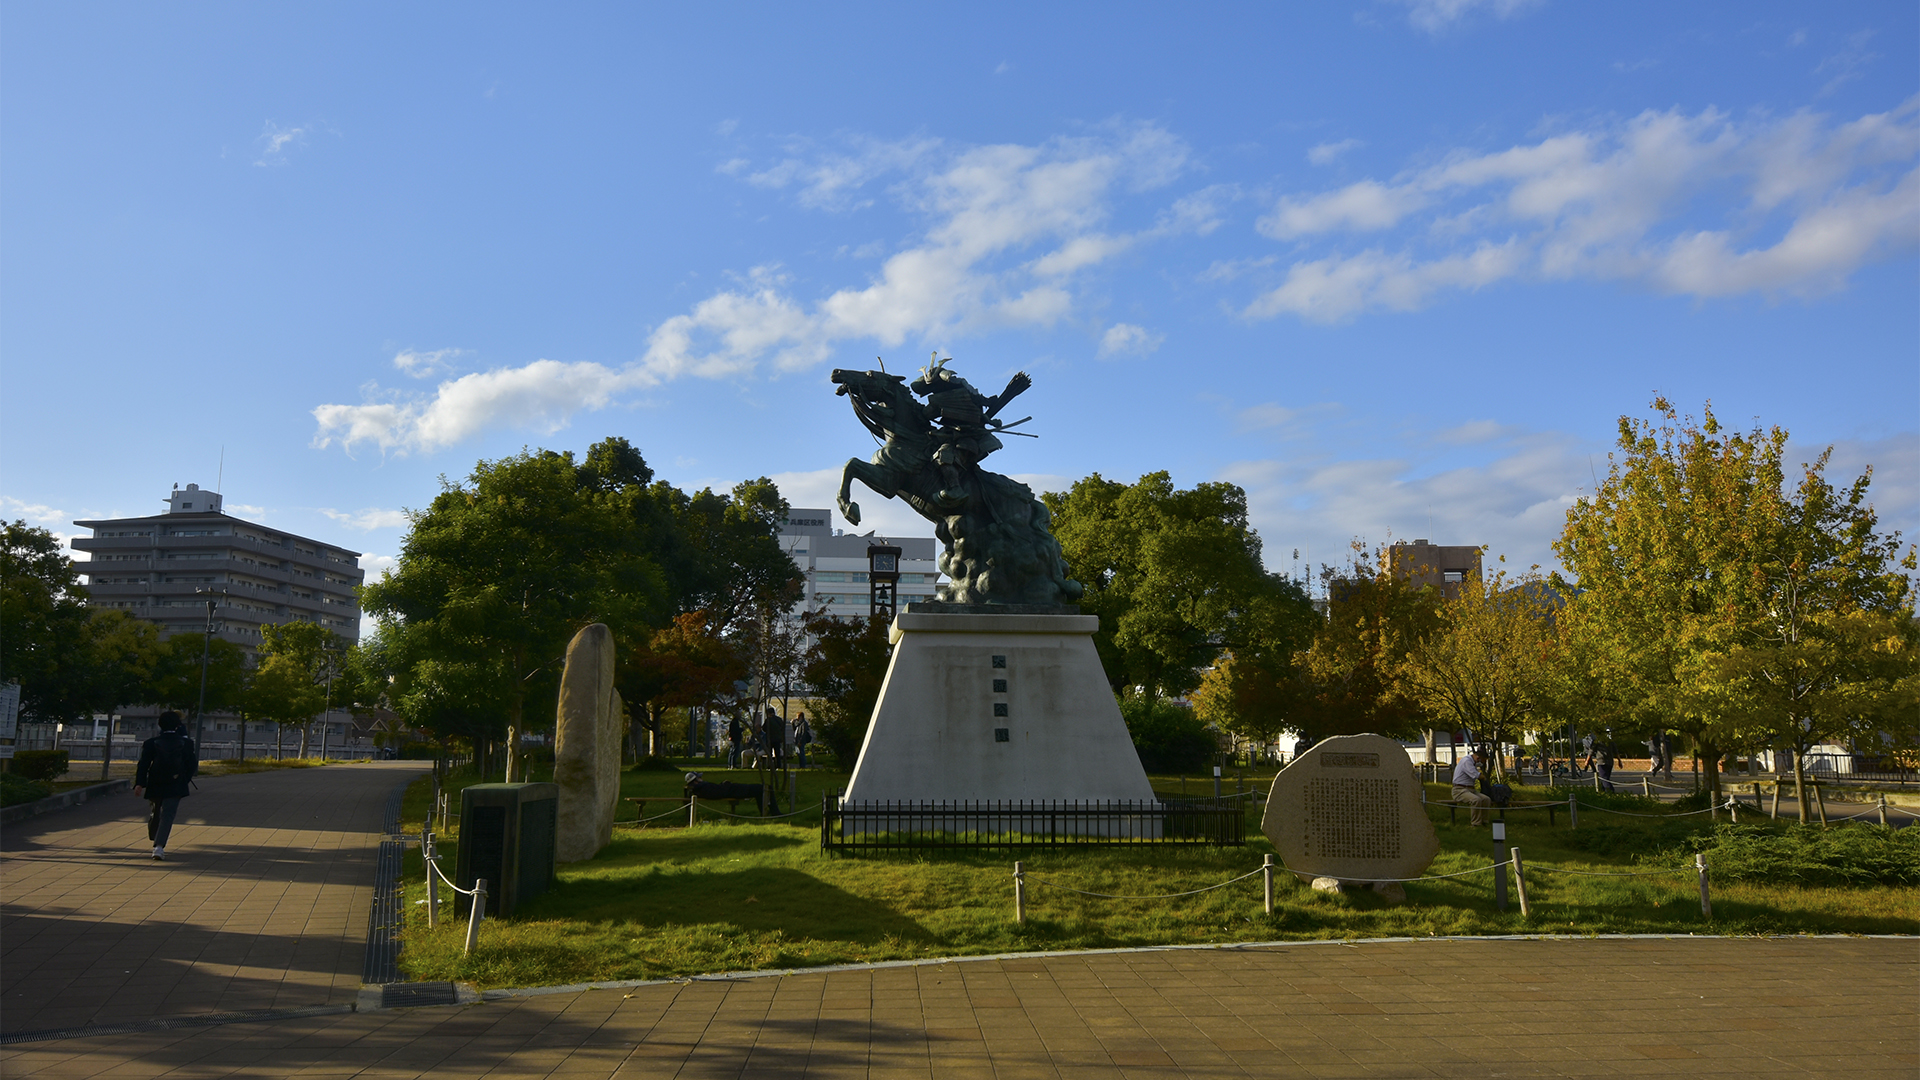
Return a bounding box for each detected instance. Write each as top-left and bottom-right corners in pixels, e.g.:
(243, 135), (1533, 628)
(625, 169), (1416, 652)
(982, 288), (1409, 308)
(1443, 570), (1465, 584)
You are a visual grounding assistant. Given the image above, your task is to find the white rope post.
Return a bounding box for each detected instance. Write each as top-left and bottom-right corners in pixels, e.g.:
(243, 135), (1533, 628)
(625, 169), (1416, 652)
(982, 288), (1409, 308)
(1728, 796), (1738, 824)
(1013, 861), (1026, 924)
(1262, 854), (1274, 915)
(424, 830), (438, 929)
(688, 795), (698, 829)
(1880, 794), (1890, 828)
(1510, 846), (1530, 918)
(1769, 781), (1781, 820)
(1695, 854), (1711, 919)
(465, 878), (487, 955)
(1642, 777), (1650, 797)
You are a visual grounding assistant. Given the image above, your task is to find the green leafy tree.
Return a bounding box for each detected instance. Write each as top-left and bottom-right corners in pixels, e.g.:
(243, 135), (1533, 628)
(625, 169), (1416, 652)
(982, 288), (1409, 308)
(800, 611), (892, 767)
(1280, 547), (1443, 744)
(1556, 399), (1837, 800)
(361, 441), (670, 781)
(1396, 568), (1558, 779)
(1043, 472), (1312, 705)
(2, 521), (93, 722)
(1680, 447), (1917, 815)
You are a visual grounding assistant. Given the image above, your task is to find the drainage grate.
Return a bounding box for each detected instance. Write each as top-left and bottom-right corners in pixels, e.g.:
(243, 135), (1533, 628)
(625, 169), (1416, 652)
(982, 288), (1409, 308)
(362, 780), (409, 985)
(381, 982), (459, 1008)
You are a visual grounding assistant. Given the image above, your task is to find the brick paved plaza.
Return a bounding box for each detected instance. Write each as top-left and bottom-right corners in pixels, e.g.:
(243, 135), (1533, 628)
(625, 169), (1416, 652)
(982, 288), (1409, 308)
(3, 764), (1915, 1078)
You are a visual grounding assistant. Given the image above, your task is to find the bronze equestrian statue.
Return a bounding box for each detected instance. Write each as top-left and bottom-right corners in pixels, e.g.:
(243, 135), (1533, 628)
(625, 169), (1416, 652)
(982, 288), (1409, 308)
(832, 355), (1082, 606)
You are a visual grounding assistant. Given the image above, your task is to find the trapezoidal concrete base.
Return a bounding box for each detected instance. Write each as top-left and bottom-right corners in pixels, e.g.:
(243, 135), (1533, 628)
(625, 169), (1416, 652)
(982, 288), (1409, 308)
(843, 609), (1155, 806)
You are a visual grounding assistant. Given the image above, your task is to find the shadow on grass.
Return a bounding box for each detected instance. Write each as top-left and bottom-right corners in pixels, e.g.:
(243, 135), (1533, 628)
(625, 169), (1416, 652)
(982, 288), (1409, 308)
(522, 865), (935, 944)
(596, 830), (810, 862)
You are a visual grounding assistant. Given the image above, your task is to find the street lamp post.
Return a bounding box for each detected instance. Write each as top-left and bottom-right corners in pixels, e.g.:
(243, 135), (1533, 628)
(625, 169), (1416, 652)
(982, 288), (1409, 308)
(191, 589), (228, 746)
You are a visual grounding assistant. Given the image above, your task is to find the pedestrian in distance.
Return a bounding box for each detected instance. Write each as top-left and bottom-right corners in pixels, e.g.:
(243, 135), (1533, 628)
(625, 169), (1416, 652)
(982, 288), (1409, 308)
(133, 710), (198, 860)
(1585, 738), (1616, 792)
(793, 712), (813, 769)
(762, 705), (785, 772)
(726, 710), (745, 769)
(1451, 747), (1493, 827)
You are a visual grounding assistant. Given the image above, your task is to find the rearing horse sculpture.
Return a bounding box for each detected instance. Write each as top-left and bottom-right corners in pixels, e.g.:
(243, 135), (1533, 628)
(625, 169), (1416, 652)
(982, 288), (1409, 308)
(832, 363), (1082, 606)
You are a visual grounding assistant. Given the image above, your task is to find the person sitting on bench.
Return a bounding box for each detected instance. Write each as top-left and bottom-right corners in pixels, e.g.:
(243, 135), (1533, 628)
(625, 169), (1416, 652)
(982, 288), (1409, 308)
(1452, 748), (1493, 826)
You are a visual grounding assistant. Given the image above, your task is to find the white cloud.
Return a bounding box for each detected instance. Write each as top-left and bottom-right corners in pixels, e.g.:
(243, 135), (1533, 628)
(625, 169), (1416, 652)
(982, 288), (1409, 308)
(1223, 427), (1590, 579)
(1260, 180), (1428, 238)
(392, 348), (465, 378)
(1307, 138), (1364, 166)
(2, 496), (68, 525)
(360, 553), (399, 580)
(1234, 402), (1342, 435)
(312, 359), (649, 455)
(639, 125), (1198, 385)
(1246, 98), (1920, 322)
(1097, 323), (1165, 358)
(320, 508), (413, 531)
(1393, 0), (1543, 35)
(254, 122), (313, 167)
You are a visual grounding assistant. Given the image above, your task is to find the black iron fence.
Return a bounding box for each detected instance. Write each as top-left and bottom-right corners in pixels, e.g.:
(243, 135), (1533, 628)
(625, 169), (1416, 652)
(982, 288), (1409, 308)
(821, 796), (1245, 852)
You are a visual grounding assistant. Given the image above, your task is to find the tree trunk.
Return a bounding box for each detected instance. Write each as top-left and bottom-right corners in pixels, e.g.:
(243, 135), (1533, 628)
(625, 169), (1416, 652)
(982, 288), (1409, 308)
(99, 714), (114, 781)
(239, 714), (247, 762)
(299, 723), (311, 759)
(1792, 745), (1810, 824)
(1424, 730), (1437, 764)
(1700, 738), (1721, 802)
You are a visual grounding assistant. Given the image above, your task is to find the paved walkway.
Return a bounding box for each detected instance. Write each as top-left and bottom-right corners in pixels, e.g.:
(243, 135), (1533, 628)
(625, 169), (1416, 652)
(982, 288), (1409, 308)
(5, 937), (1914, 1078)
(1, 761), (426, 1034)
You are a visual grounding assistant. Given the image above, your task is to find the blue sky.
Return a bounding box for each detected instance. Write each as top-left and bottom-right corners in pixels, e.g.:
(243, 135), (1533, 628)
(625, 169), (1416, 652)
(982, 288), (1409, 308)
(4, 1), (1915, 608)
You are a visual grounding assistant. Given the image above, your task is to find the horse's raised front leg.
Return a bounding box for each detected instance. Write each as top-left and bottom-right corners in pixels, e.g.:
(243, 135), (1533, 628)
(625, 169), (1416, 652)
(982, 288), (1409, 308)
(838, 458), (898, 527)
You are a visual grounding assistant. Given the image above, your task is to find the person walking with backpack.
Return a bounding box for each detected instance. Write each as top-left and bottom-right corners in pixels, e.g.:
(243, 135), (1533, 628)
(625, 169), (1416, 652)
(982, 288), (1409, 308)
(133, 710), (198, 860)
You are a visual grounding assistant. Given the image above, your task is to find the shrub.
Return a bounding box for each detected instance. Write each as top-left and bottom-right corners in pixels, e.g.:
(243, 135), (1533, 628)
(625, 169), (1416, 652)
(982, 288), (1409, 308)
(0, 771), (52, 808)
(11, 749), (70, 782)
(1120, 697), (1215, 774)
(1666, 822), (1920, 887)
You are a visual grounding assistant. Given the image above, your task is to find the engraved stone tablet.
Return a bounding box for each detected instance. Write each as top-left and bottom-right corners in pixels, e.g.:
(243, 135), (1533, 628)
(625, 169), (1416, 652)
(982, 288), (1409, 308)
(1261, 733), (1439, 886)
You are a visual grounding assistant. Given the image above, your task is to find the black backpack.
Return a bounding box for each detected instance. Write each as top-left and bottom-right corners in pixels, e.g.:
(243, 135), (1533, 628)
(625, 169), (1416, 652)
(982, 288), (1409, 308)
(149, 735), (195, 785)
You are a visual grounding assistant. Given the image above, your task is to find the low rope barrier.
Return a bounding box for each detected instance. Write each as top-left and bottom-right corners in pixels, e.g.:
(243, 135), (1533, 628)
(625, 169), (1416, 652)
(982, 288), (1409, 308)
(699, 804), (815, 820)
(1573, 798), (1734, 818)
(1527, 864), (1692, 878)
(419, 831), (487, 956)
(1028, 867), (1264, 900)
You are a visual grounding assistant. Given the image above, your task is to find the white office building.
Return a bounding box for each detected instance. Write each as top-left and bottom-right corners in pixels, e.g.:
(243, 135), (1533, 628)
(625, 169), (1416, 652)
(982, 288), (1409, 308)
(778, 508), (943, 617)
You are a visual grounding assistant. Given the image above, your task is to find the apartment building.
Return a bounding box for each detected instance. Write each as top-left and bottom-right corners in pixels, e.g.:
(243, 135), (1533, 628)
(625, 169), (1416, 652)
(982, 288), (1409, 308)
(72, 483), (365, 650)
(1384, 538), (1483, 599)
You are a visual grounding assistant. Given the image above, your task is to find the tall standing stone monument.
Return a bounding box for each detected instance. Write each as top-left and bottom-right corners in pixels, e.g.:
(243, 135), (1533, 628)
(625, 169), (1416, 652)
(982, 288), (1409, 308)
(553, 623), (624, 862)
(1261, 733), (1439, 889)
(831, 357), (1153, 809)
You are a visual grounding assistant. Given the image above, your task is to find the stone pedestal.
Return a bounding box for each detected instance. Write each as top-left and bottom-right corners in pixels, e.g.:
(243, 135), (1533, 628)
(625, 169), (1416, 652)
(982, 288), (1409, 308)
(843, 609), (1154, 804)
(1261, 733), (1439, 887)
(553, 623), (623, 863)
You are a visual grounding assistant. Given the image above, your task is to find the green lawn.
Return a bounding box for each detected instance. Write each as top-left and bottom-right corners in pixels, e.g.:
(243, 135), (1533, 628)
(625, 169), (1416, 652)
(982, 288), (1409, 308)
(394, 765), (1917, 989)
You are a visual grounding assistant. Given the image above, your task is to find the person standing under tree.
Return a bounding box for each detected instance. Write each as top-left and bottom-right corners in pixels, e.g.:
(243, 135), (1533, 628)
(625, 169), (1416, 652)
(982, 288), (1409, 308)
(727, 710), (745, 769)
(133, 710), (198, 861)
(762, 705), (785, 773)
(793, 712), (813, 768)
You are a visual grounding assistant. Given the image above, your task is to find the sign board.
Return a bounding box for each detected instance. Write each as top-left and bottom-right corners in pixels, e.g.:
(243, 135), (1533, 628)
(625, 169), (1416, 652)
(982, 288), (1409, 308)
(0, 682), (19, 740)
